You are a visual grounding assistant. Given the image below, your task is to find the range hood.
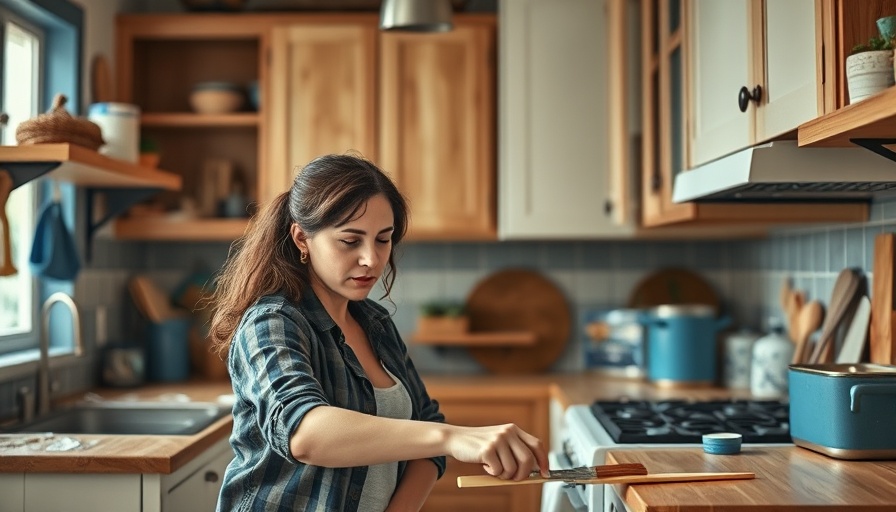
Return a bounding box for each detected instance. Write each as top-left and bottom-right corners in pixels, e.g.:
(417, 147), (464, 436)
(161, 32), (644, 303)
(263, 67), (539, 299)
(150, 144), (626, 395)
(672, 140), (896, 203)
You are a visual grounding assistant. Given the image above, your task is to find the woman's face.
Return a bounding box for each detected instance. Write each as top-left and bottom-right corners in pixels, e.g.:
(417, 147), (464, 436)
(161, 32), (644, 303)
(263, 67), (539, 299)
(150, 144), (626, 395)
(296, 193), (395, 305)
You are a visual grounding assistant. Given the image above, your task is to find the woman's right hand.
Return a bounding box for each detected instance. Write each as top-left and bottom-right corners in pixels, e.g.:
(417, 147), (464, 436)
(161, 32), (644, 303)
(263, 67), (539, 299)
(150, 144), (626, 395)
(445, 424), (549, 481)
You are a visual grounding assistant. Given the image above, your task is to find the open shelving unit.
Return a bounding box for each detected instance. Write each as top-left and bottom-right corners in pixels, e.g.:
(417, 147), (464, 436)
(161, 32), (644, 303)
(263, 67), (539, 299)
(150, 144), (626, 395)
(0, 143), (182, 258)
(411, 330), (537, 347)
(798, 86), (896, 162)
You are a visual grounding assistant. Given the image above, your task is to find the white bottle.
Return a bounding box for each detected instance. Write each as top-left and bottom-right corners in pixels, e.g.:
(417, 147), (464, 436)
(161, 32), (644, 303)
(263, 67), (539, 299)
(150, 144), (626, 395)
(750, 322), (794, 398)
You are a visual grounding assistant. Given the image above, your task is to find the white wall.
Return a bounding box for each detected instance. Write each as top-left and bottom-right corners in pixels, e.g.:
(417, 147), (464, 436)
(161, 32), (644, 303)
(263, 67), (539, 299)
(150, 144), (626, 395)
(70, 0), (138, 111)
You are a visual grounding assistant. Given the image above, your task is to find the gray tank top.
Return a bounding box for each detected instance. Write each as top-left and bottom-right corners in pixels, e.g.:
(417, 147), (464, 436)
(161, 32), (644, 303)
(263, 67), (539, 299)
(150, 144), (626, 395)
(357, 365), (413, 512)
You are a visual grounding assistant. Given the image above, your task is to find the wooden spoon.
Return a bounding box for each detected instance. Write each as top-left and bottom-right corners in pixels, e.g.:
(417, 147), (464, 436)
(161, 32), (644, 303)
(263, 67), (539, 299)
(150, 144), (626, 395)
(809, 269), (861, 364)
(792, 300), (824, 364)
(0, 170), (17, 276)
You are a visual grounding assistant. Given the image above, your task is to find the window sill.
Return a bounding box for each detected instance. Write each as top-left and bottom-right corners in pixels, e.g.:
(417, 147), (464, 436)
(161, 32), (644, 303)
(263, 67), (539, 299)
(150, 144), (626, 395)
(0, 347), (82, 382)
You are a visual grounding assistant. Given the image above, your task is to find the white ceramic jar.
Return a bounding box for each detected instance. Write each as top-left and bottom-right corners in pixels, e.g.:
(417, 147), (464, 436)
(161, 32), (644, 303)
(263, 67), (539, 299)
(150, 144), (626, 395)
(750, 325), (795, 398)
(87, 102), (140, 162)
(722, 330), (759, 389)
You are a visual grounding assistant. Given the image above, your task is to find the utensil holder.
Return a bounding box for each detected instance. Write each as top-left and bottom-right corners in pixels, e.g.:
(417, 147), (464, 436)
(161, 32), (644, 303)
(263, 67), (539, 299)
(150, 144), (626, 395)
(146, 317), (191, 382)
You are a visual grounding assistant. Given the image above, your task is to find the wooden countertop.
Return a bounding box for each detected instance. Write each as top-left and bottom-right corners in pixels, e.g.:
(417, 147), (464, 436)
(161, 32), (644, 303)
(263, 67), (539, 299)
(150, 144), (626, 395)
(422, 373), (755, 410)
(607, 448), (896, 511)
(0, 381), (233, 474)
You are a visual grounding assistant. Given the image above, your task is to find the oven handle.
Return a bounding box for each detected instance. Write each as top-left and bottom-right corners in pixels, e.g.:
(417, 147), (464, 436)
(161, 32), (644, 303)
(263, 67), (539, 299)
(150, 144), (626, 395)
(562, 486), (588, 512)
(547, 450), (588, 512)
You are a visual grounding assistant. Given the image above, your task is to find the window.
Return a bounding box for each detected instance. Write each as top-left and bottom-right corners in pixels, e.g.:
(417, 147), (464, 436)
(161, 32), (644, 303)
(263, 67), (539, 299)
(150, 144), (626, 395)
(0, 5), (39, 352)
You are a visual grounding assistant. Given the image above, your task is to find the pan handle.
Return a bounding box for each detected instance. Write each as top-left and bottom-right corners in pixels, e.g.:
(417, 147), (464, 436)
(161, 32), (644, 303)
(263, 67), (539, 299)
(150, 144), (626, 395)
(849, 383), (896, 412)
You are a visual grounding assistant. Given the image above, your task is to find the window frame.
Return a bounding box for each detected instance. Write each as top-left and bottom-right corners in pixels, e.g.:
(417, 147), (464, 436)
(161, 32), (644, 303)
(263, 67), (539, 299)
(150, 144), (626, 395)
(0, 5), (42, 354)
(0, 0), (82, 358)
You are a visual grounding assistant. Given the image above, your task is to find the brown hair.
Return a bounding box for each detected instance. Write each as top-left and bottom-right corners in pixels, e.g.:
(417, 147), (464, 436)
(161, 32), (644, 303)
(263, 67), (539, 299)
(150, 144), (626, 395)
(208, 153), (409, 355)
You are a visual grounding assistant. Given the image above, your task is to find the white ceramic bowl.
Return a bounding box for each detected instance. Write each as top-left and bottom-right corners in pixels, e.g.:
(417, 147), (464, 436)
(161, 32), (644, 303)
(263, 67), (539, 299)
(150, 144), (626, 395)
(189, 83), (244, 114)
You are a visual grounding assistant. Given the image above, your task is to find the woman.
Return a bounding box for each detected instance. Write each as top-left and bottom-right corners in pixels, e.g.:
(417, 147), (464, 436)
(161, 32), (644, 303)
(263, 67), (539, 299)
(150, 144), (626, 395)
(211, 154), (548, 512)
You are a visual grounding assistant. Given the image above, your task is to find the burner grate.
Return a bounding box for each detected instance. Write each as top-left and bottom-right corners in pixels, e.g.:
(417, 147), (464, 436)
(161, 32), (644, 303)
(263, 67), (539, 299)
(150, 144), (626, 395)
(590, 399), (791, 444)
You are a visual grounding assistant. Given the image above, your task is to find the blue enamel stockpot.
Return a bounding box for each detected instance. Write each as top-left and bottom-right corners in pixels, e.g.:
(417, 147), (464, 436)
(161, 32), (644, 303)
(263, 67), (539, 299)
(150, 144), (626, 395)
(639, 305), (731, 387)
(790, 363), (896, 460)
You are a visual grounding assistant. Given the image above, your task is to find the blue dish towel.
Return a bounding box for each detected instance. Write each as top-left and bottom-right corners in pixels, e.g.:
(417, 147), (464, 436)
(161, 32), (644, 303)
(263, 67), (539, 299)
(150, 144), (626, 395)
(29, 200), (80, 281)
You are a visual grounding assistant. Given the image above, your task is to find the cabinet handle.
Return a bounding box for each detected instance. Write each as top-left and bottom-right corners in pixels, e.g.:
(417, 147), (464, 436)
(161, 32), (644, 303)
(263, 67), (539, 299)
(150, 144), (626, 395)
(603, 199), (613, 216)
(204, 471), (219, 483)
(737, 85), (762, 113)
(651, 172), (662, 192)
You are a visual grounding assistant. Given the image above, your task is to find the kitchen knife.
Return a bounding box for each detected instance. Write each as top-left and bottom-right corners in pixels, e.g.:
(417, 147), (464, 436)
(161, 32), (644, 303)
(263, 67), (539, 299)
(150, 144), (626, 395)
(457, 471), (756, 488)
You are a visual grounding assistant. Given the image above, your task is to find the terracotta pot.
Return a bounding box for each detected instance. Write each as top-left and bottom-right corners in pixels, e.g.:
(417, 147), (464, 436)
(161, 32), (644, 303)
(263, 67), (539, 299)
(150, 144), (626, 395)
(846, 50), (895, 104)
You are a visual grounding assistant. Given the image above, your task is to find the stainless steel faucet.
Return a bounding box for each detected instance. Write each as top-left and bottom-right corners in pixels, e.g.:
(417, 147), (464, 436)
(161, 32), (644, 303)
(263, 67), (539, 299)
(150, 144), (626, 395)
(37, 292), (83, 416)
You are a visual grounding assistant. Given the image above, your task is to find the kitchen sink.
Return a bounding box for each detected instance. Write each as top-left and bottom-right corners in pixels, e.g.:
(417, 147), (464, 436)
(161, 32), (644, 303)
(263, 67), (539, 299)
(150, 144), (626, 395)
(9, 402), (231, 436)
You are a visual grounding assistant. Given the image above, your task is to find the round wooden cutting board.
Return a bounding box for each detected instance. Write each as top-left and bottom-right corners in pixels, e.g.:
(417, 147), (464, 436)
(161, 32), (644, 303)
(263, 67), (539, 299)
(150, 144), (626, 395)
(465, 268), (572, 374)
(626, 267), (721, 313)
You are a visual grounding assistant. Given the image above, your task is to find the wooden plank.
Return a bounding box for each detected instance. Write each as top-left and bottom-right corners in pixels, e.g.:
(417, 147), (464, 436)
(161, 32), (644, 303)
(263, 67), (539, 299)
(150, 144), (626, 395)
(870, 233), (896, 364)
(798, 85), (896, 147)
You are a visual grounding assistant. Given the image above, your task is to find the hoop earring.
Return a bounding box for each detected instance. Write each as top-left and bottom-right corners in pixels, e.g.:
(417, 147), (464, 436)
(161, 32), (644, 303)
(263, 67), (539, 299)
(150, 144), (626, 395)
(300, 251), (308, 264)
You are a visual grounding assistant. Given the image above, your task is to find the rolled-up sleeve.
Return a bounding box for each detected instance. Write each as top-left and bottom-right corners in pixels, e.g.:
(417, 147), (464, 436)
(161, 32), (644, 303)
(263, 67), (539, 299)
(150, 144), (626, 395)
(231, 307), (330, 463)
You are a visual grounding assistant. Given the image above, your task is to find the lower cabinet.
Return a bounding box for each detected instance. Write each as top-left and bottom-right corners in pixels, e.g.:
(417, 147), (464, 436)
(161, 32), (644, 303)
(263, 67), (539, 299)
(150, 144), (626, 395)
(423, 385), (550, 512)
(0, 438), (233, 512)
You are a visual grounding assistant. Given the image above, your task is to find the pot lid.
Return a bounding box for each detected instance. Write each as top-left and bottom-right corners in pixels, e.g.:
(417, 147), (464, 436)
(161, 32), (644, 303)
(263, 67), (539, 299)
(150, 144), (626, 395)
(649, 304), (716, 318)
(790, 363), (896, 377)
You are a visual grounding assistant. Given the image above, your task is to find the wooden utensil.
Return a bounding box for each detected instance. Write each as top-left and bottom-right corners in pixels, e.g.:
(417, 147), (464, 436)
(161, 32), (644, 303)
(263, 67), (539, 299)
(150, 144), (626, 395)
(792, 300), (824, 364)
(464, 269), (571, 374)
(129, 275), (178, 322)
(91, 54), (114, 103)
(457, 471), (756, 488)
(836, 295), (871, 364)
(809, 268), (862, 364)
(870, 233), (896, 364)
(0, 170), (16, 276)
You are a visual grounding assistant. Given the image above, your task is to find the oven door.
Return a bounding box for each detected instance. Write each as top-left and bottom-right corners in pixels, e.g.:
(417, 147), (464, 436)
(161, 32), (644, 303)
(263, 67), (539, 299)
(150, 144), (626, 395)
(541, 451), (587, 512)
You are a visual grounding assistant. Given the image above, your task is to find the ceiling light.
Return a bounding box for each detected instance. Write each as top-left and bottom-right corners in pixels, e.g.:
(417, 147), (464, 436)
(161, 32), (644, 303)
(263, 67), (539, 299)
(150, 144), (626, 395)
(379, 0), (453, 32)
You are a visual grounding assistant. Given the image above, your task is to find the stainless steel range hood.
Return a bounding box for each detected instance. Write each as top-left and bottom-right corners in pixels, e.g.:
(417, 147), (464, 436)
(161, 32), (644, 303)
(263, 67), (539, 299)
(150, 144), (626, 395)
(672, 141), (896, 203)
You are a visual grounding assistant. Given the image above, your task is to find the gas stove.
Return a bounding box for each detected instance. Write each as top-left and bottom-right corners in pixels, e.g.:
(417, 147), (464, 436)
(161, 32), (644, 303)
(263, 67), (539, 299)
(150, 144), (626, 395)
(554, 398), (791, 512)
(590, 399), (790, 444)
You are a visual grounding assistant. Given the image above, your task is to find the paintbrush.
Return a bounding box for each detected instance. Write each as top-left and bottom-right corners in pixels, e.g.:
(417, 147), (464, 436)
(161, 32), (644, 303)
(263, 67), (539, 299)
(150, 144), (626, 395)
(458, 468), (756, 488)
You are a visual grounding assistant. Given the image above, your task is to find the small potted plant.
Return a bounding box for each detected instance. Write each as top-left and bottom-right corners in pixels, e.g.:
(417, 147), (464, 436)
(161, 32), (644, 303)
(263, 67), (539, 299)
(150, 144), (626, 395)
(846, 34), (895, 104)
(417, 300), (469, 337)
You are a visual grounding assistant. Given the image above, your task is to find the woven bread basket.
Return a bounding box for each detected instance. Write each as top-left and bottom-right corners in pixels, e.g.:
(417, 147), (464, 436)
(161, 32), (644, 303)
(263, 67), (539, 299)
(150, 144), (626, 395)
(16, 94), (105, 150)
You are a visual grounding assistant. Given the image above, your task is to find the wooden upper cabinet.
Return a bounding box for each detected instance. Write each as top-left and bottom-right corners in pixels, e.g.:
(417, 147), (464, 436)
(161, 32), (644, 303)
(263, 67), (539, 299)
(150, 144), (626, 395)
(378, 15), (497, 241)
(267, 17), (378, 202)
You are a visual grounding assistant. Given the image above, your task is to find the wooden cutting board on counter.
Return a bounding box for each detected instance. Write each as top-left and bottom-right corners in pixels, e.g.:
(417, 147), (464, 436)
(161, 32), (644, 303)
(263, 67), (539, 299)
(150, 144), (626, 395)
(465, 269), (572, 374)
(871, 233), (896, 364)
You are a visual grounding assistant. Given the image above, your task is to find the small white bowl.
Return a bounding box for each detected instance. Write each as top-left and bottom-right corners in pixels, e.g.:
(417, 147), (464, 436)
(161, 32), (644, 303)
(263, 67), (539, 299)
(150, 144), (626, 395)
(189, 82), (244, 114)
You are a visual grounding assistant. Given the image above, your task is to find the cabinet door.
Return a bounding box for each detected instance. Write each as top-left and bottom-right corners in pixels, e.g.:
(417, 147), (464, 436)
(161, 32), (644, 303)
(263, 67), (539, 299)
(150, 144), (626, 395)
(268, 21), (377, 202)
(0, 474), (23, 512)
(499, 0), (636, 239)
(688, 0), (752, 167)
(379, 17), (497, 240)
(167, 445), (234, 511)
(24, 474), (141, 512)
(756, 0), (820, 141)
(423, 399), (547, 512)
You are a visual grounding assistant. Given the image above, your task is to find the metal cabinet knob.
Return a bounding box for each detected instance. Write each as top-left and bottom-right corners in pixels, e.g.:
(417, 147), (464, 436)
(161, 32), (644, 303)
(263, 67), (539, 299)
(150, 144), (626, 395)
(737, 85), (762, 112)
(204, 471), (219, 483)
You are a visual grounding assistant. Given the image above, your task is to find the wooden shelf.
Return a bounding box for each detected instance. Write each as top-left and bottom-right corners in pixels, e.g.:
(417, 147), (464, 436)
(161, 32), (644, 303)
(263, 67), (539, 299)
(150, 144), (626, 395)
(412, 331), (537, 347)
(0, 143), (181, 190)
(141, 113), (260, 128)
(115, 217), (249, 241)
(798, 86), (896, 148)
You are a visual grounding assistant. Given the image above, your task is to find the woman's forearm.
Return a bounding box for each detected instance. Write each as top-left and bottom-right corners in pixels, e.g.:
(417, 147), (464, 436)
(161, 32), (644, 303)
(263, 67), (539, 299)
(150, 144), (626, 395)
(291, 405), (548, 481)
(290, 405), (448, 467)
(386, 459), (439, 512)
